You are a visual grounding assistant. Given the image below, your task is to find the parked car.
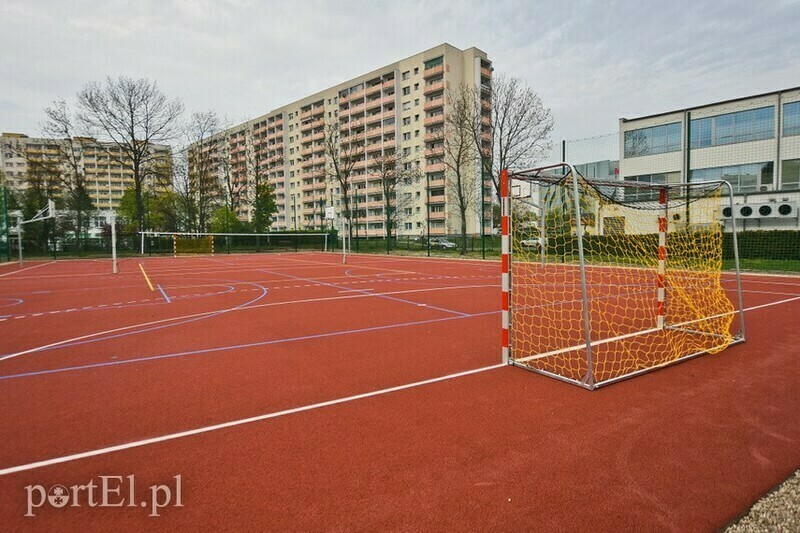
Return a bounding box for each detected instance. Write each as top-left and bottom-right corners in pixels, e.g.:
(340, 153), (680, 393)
(520, 238), (542, 250)
(430, 238), (457, 249)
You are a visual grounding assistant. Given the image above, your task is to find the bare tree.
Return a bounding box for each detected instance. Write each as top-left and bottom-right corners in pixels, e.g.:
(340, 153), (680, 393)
(245, 138), (275, 233)
(461, 76), (553, 204)
(40, 100), (96, 244)
(77, 76), (183, 234)
(323, 120), (361, 238)
(442, 88), (480, 255)
(217, 140), (235, 227)
(370, 150), (419, 244)
(184, 111), (223, 232)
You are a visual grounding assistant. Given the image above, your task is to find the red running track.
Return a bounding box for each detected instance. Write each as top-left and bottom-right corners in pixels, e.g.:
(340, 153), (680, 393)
(0, 252), (798, 531)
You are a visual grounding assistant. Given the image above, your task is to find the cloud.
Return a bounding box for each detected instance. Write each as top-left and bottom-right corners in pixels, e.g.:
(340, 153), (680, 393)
(1, 0), (798, 161)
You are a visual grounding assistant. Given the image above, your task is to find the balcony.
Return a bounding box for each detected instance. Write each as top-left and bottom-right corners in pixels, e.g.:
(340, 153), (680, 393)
(300, 109), (312, 120)
(426, 162), (445, 173)
(348, 102), (366, 115)
(424, 99), (444, 112)
(427, 177), (445, 188)
(430, 210), (446, 220)
(423, 80), (444, 94)
(365, 113), (383, 126)
(382, 78), (395, 89)
(425, 146), (444, 158)
(366, 84), (382, 96)
(423, 65), (444, 79)
(480, 66), (492, 79)
(341, 117), (365, 130)
(424, 115), (444, 127)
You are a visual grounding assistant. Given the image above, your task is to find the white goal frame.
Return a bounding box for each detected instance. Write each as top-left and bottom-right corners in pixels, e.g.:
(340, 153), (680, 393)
(500, 164), (746, 389)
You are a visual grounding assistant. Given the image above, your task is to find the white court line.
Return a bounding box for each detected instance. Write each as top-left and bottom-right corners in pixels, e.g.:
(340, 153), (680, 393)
(2, 291), (800, 476)
(0, 284), (497, 363)
(0, 363), (505, 476)
(0, 261), (55, 278)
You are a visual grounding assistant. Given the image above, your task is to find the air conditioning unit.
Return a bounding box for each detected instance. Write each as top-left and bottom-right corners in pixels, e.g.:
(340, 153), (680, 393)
(721, 202), (798, 219)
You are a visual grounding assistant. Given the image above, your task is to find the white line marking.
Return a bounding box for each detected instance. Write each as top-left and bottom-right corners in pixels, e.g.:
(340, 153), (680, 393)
(0, 363), (505, 476)
(338, 289), (374, 293)
(0, 261), (55, 278)
(0, 284), (497, 363)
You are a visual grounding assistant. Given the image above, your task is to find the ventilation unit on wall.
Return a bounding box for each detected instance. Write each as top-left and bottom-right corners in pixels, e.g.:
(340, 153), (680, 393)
(721, 202), (798, 219)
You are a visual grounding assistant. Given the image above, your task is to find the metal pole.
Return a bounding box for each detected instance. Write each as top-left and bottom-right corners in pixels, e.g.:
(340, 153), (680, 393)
(111, 212), (118, 274)
(480, 159), (486, 259)
(685, 111), (692, 225)
(724, 180), (747, 341)
(426, 172), (431, 257)
(341, 217), (347, 264)
(141, 232), (145, 255)
(539, 184), (546, 265)
(17, 216), (23, 267)
(500, 169), (511, 364)
(569, 164), (595, 389)
(354, 191), (359, 253)
(3, 187), (9, 262)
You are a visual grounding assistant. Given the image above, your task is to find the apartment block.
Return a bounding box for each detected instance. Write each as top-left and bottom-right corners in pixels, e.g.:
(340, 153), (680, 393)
(0, 133), (171, 212)
(618, 87), (800, 230)
(193, 43), (492, 237)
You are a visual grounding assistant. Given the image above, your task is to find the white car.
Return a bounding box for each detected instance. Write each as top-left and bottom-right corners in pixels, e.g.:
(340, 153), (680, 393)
(520, 239), (542, 250)
(430, 238), (457, 249)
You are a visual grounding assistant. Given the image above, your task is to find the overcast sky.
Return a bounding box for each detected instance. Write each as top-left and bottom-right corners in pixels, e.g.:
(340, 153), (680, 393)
(2, 0), (799, 161)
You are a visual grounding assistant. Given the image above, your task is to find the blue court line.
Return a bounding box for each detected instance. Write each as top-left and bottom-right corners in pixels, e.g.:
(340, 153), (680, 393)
(157, 284), (171, 304)
(0, 282), (269, 358)
(0, 310), (499, 381)
(259, 268), (470, 317)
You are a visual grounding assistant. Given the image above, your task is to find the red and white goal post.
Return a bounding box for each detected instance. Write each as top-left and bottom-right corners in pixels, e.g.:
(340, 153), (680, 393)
(500, 164), (746, 389)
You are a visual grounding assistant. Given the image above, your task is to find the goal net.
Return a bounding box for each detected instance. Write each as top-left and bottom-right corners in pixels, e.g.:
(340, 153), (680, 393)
(500, 164), (745, 389)
(140, 232), (330, 256)
(175, 235), (214, 255)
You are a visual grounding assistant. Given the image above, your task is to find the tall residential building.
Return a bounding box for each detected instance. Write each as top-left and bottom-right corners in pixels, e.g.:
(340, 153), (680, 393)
(0, 132), (171, 211)
(192, 43), (492, 237)
(618, 87), (800, 229)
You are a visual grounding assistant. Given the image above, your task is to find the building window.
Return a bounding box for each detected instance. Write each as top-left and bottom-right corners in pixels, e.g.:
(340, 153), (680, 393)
(402, 87), (410, 96)
(623, 123), (682, 157)
(690, 162), (774, 193)
(784, 102), (800, 137)
(623, 172), (681, 201)
(781, 159), (800, 190)
(402, 117), (411, 126)
(402, 71), (410, 80)
(691, 106), (774, 148)
(424, 56), (443, 69)
(403, 132), (411, 141)
(604, 217), (625, 235)
(402, 102), (411, 111)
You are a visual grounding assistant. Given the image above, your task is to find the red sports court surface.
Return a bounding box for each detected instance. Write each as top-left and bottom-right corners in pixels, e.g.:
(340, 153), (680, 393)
(0, 252), (797, 530)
